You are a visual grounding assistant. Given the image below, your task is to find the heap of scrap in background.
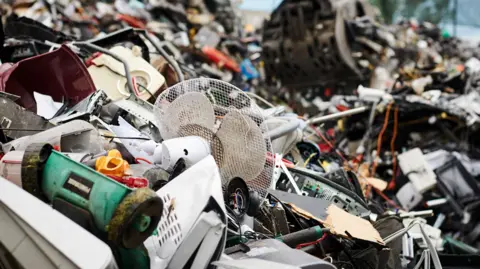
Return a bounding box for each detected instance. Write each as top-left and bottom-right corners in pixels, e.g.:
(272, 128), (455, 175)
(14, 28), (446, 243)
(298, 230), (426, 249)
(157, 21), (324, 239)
(1, 1), (480, 269)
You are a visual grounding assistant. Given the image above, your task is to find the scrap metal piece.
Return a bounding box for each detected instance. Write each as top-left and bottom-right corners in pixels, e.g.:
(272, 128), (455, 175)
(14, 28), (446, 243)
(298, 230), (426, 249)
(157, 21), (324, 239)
(0, 94), (54, 140)
(262, 0), (374, 89)
(0, 40), (52, 63)
(269, 189), (330, 221)
(253, 218), (273, 236)
(228, 239), (337, 269)
(256, 202), (277, 235)
(113, 99), (161, 141)
(50, 90), (108, 125)
(274, 167), (370, 217)
(88, 28), (150, 62)
(4, 15), (73, 44)
(272, 203), (290, 236)
(306, 106), (368, 125)
(2, 120), (104, 154)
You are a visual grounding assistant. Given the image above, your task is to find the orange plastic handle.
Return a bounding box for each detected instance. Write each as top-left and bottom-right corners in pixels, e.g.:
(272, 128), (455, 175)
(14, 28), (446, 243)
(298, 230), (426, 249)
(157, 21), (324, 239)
(95, 150), (130, 177)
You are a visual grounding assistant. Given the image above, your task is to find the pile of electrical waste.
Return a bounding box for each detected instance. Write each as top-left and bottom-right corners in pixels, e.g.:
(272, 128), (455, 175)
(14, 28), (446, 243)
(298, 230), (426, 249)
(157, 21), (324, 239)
(1, 0), (480, 269)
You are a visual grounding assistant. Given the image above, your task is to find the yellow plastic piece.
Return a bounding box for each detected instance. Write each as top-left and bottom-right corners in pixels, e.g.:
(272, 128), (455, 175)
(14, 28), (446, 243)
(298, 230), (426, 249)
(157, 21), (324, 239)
(96, 150), (130, 177)
(337, 119), (344, 132)
(321, 161), (331, 172)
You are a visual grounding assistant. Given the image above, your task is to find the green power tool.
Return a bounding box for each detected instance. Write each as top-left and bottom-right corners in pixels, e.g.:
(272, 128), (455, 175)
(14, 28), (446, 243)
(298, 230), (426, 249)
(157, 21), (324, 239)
(20, 143), (164, 250)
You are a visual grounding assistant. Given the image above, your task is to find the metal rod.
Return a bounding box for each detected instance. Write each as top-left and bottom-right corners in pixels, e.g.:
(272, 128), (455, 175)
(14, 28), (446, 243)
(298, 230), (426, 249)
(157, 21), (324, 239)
(426, 198), (448, 208)
(383, 221), (443, 269)
(413, 250), (426, 269)
(306, 106), (368, 125)
(267, 117), (300, 140)
(390, 210), (434, 219)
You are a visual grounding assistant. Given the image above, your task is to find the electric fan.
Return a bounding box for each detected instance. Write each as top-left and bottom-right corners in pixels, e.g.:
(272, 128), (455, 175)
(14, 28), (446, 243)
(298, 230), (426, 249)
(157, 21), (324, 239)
(153, 78), (274, 211)
(143, 78), (274, 268)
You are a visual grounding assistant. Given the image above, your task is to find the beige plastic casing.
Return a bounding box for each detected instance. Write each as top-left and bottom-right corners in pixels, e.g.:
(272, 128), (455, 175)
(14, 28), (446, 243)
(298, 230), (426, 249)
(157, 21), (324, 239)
(88, 46), (165, 102)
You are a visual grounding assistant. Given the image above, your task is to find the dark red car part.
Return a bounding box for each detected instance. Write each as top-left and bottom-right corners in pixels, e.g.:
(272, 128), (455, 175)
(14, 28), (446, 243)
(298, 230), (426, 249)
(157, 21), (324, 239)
(0, 45), (96, 113)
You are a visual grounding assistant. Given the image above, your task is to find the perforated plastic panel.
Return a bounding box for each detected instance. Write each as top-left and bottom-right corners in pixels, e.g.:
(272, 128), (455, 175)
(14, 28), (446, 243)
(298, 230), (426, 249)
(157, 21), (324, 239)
(154, 78), (274, 198)
(157, 193), (183, 247)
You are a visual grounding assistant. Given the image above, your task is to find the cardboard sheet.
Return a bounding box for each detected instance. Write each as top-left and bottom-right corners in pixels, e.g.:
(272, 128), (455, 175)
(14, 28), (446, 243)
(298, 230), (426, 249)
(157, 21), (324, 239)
(286, 203), (324, 224)
(366, 177), (388, 191)
(323, 204), (384, 245)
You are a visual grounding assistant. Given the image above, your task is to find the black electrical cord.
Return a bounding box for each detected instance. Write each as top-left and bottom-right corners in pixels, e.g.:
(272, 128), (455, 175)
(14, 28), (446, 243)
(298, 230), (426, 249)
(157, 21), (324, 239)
(136, 83), (155, 100)
(225, 205), (273, 242)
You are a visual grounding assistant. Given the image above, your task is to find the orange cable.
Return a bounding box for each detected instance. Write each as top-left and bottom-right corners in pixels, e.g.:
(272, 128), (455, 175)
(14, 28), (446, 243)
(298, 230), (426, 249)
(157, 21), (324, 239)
(371, 103), (393, 175)
(388, 106), (399, 190)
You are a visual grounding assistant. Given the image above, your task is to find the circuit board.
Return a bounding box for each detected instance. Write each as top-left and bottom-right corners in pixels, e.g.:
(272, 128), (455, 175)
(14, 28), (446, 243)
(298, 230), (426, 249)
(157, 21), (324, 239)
(276, 167), (370, 217)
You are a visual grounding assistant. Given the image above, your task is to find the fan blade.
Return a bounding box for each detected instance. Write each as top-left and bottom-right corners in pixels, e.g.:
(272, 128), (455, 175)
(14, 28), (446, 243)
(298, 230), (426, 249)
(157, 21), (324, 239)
(160, 92), (215, 140)
(216, 111), (267, 184)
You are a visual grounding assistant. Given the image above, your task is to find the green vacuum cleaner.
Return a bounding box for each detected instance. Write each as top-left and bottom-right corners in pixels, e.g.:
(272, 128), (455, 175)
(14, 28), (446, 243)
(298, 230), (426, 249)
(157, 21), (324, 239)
(20, 143), (164, 249)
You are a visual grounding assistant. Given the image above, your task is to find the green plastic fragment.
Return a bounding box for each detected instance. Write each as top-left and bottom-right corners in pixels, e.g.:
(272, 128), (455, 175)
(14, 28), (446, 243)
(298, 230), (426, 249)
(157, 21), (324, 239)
(442, 29), (451, 38)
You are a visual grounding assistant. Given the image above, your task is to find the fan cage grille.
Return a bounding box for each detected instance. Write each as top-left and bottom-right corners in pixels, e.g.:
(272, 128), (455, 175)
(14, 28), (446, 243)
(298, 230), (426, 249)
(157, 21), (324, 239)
(154, 78), (274, 198)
